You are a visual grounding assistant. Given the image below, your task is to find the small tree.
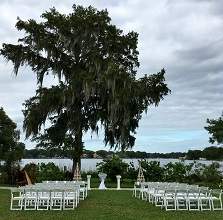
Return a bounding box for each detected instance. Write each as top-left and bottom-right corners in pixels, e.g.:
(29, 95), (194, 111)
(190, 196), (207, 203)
(201, 162), (222, 184)
(96, 155), (128, 181)
(37, 162), (65, 182)
(1, 5), (170, 172)
(141, 160), (164, 181)
(205, 114), (223, 145)
(164, 162), (192, 183)
(0, 107), (25, 184)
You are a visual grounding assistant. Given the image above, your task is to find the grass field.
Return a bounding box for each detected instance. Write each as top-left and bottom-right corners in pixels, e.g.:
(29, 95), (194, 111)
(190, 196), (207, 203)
(0, 189), (223, 220)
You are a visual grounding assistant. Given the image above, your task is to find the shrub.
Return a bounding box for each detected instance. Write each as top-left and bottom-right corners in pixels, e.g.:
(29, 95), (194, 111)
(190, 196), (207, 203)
(96, 155), (129, 181)
(141, 160), (164, 182)
(37, 162), (65, 182)
(201, 162), (222, 183)
(163, 162), (192, 183)
(126, 161), (138, 180)
(81, 170), (98, 179)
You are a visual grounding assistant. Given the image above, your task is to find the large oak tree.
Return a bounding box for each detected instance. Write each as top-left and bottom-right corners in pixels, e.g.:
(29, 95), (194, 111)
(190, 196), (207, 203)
(1, 5), (170, 172)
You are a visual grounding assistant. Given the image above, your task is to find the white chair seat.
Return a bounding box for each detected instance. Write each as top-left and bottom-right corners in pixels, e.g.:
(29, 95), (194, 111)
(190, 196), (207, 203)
(176, 196), (185, 200)
(39, 196), (49, 199)
(24, 195), (36, 199)
(200, 196), (209, 199)
(13, 196), (23, 199)
(155, 193), (163, 197)
(188, 196), (198, 199)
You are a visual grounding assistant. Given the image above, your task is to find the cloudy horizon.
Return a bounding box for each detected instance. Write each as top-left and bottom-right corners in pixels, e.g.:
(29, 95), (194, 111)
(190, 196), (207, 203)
(0, 0), (223, 153)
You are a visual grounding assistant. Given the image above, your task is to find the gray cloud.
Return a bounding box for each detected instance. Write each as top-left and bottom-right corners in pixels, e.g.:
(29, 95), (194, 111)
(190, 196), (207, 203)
(0, 0), (223, 152)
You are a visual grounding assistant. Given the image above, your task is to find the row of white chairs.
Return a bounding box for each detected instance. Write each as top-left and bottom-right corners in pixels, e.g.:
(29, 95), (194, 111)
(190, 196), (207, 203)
(133, 182), (223, 211)
(10, 181), (88, 210)
(41, 181), (88, 200)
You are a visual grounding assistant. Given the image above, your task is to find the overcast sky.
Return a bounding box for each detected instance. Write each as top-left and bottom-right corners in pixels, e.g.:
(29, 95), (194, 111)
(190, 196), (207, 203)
(0, 0), (223, 153)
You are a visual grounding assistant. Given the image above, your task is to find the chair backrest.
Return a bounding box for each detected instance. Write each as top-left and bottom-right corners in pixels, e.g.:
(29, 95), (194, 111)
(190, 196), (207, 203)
(211, 189), (222, 198)
(24, 187), (38, 197)
(176, 189), (187, 196)
(165, 188), (176, 196)
(199, 187), (210, 196)
(187, 188), (200, 197)
(11, 187), (23, 193)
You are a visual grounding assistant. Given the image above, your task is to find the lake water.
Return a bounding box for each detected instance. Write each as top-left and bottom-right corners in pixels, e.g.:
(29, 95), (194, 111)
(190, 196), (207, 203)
(19, 158), (223, 172)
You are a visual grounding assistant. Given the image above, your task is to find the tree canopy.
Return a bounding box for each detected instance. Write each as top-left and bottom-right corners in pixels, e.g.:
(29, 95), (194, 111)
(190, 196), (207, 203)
(0, 107), (25, 183)
(0, 5), (170, 170)
(205, 114), (223, 145)
(0, 107), (24, 162)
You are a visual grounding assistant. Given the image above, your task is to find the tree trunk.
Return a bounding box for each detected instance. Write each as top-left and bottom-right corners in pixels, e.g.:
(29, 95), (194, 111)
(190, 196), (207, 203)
(71, 90), (84, 176)
(72, 157), (81, 174)
(72, 128), (83, 176)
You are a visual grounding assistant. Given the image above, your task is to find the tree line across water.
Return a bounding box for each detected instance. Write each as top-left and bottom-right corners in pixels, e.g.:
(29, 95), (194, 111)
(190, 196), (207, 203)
(23, 146), (223, 161)
(2, 156), (222, 189)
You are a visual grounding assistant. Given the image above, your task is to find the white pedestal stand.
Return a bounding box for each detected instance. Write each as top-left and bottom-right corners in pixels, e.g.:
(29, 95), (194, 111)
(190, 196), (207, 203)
(116, 175), (121, 190)
(87, 175), (91, 190)
(98, 173), (107, 190)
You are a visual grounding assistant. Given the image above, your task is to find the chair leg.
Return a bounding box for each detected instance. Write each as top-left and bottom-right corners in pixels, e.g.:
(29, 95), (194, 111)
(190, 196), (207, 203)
(200, 199), (211, 211)
(188, 199), (200, 211)
(165, 199), (176, 211)
(50, 199), (62, 210)
(211, 199), (223, 210)
(176, 199), (188, 210)
(24, 198), (37, 210)
(37, 199), (49, 210)
(11, 199), (23, 210)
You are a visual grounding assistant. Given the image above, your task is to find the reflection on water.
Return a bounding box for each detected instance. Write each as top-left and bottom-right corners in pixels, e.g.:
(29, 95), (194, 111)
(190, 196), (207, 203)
(20, 158), (223, 172)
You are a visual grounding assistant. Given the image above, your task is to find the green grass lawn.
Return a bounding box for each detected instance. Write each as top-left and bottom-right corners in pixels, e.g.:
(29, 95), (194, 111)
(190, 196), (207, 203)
(0, 189), (223, 220)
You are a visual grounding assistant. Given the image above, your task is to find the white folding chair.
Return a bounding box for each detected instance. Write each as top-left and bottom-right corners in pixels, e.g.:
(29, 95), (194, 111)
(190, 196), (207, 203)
(50, 189), (63, 210)
(188, 189), (200, 211)
(132, 182), (141, 198)
(24, 188), (37, 210)
(138, 183), (148, 200)
(10, 188), (24, 210)
(199, 187), (211, 211)
(154, 187), (165, 207)
(176, 189), (188, 210)
(79, 185), (86, 200)
(163, 189), (176, 211)
(147, 184), (156, 203)
(63, 188), (78, 210)
(37, 188), (50, 210)
(211, 189), (222, 210)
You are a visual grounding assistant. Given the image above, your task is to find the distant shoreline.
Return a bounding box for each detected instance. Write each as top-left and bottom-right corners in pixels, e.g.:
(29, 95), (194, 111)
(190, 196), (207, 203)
(19, 158), (223, 172)
(24, 147), (223, 161)
(21, 157), (223, 161)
